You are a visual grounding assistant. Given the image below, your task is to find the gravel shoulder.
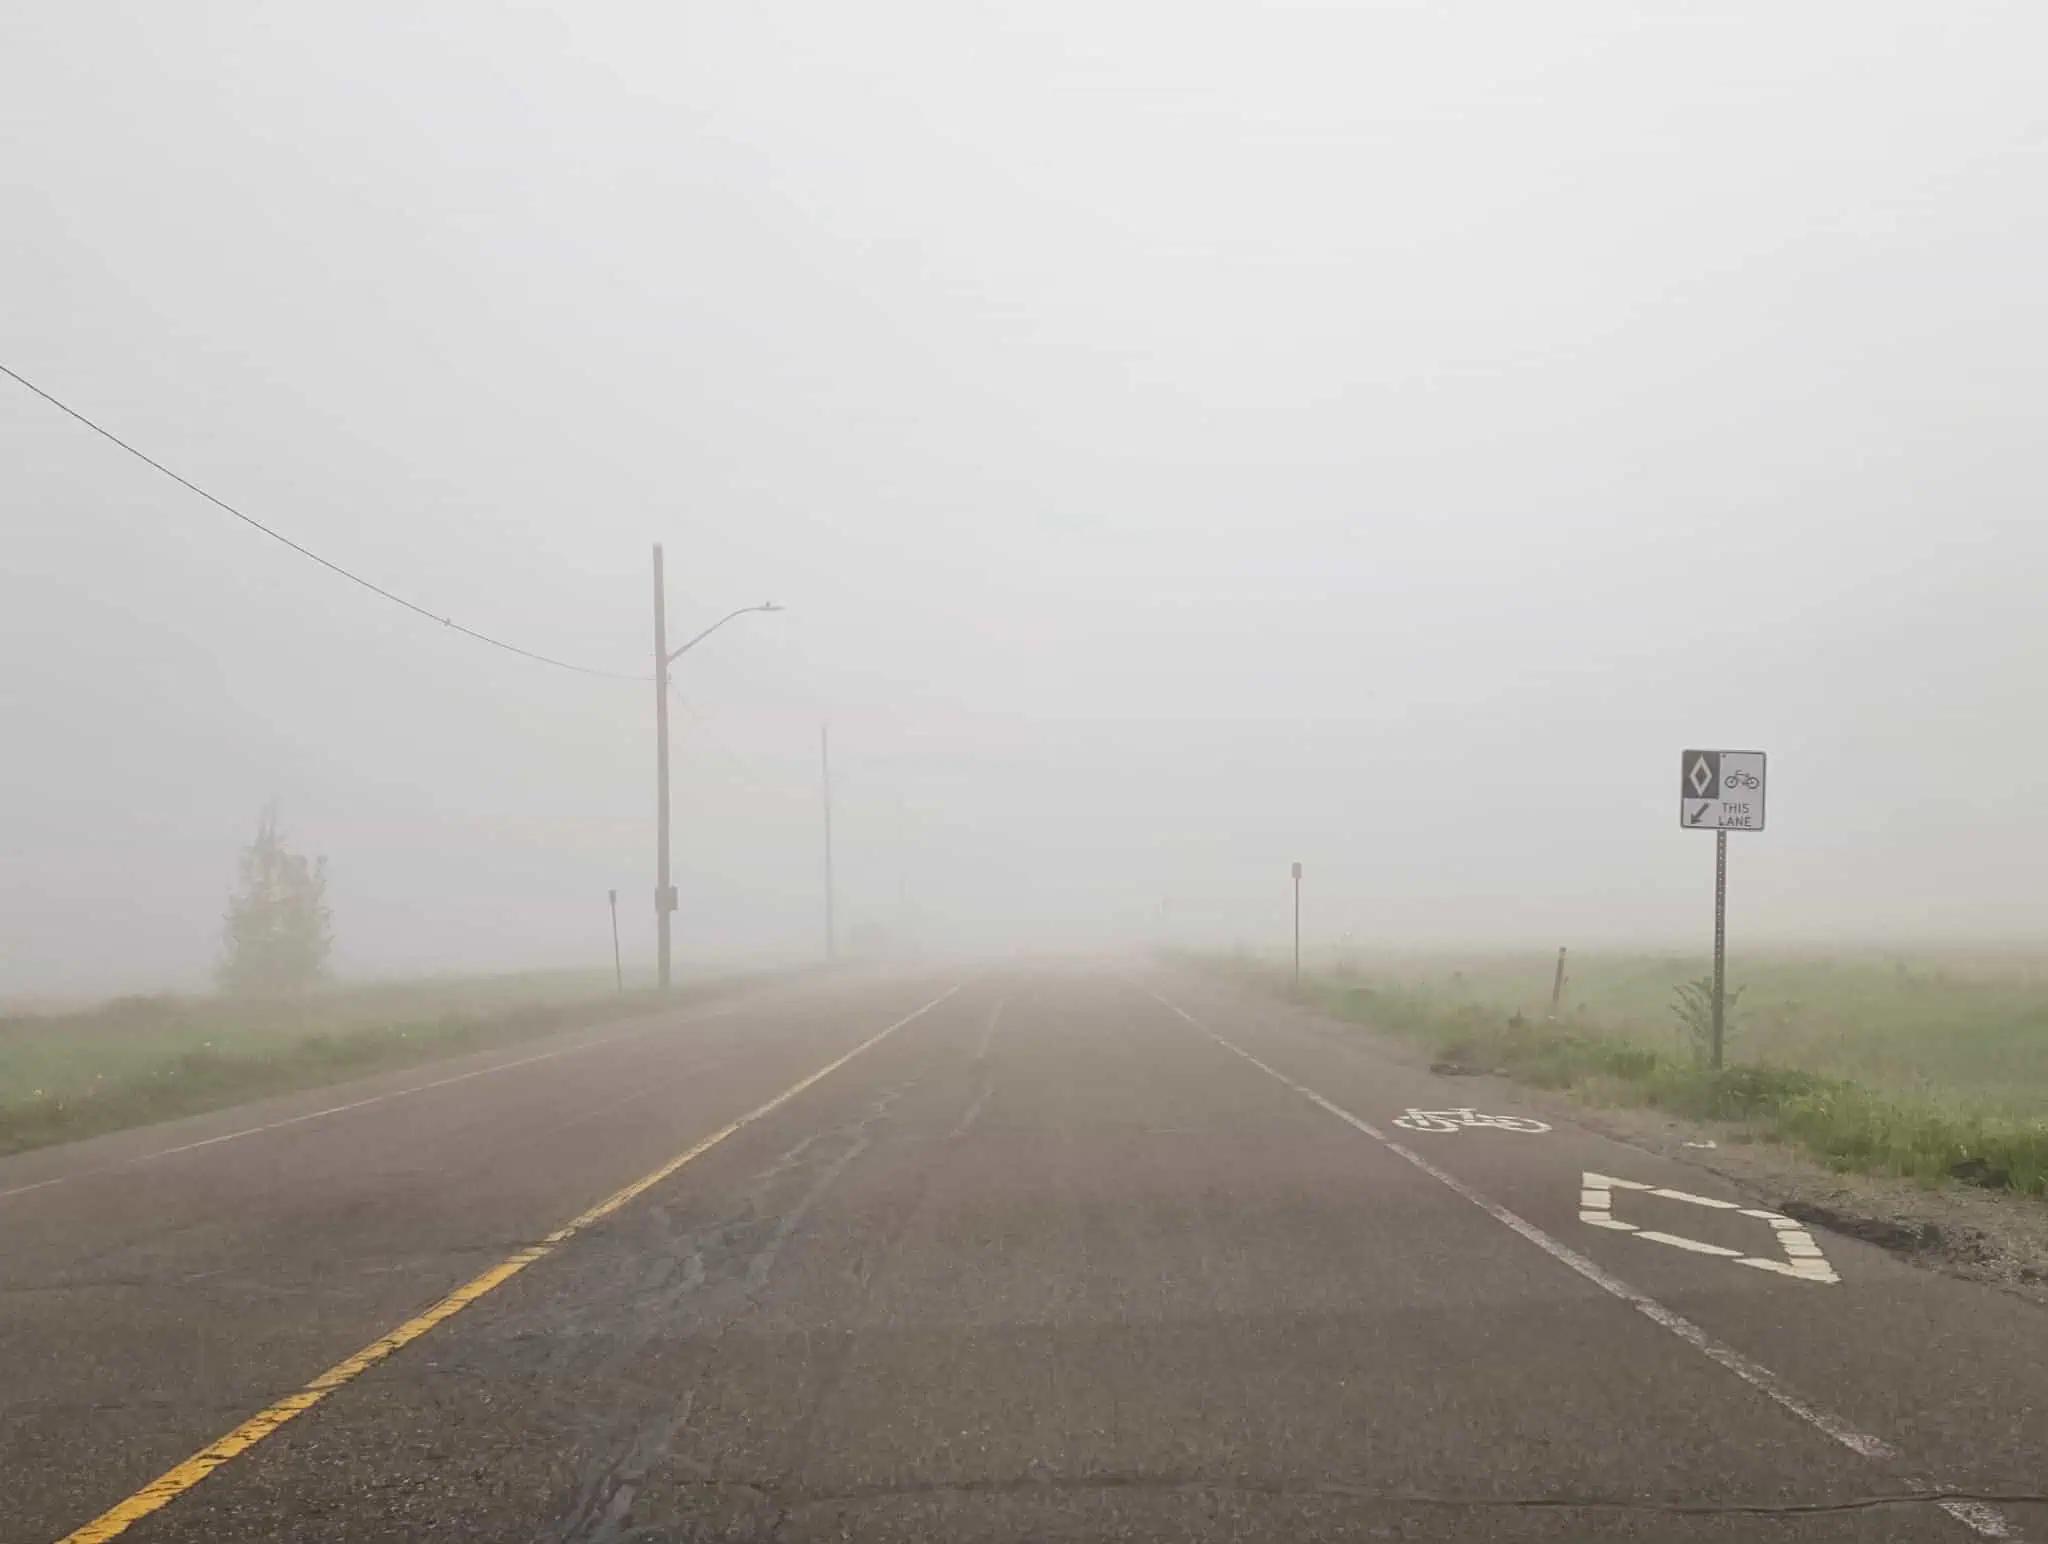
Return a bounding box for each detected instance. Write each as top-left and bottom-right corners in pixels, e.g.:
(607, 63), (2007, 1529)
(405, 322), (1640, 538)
(1281, 989), (2048, 1306)
(1538, 1091), (2048, 1305)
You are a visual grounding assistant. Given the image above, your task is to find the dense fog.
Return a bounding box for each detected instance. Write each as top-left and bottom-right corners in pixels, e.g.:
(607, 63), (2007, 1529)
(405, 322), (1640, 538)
(5, 2), (2045, 997)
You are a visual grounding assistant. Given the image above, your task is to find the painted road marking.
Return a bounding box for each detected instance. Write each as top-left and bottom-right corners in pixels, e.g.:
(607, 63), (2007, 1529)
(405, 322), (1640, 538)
(951, 997), (1007, 1139)
(1581, 1172), (1840, 1284)
(0, 1003), (745, 1203)
(50, 985), (961, 1544)
(1142, 986), (2017, 1542)
(1391, 1107), (1550, 1134)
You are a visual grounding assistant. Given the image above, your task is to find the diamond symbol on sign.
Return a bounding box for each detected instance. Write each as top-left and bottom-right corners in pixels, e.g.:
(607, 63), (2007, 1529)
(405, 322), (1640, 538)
(1687, 757), (1714, 797)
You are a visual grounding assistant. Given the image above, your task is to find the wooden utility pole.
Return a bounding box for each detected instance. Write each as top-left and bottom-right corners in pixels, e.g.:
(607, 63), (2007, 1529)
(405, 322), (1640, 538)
(1549, 947), (1568, 1018)
(821, 723), (836, 961)
(653, 544), (674, 990)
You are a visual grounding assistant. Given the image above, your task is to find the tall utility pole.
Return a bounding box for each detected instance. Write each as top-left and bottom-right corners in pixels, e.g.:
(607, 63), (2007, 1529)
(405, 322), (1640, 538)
(652, 544), (675, 990)
(821, 723), (836, 961)
(651, 548), (782, 992)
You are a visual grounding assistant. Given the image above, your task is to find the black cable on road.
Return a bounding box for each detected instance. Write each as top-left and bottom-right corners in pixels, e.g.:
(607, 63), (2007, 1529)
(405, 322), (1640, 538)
(1, 360), (647, 682)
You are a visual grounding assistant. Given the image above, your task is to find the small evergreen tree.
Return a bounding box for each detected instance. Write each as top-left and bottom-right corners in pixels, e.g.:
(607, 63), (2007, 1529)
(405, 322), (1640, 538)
(219, 804), (331, 995)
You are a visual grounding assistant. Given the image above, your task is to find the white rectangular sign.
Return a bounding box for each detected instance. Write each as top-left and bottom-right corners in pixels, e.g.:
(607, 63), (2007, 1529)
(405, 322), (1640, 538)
(1680, 749), (1766, 831)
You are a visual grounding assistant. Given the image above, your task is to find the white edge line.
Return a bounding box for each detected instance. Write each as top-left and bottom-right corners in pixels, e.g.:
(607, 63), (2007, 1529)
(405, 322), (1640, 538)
(36, 983), (965, 1544)
(1, 999), (748, 1201)
(1141, 985), (2025, 1543)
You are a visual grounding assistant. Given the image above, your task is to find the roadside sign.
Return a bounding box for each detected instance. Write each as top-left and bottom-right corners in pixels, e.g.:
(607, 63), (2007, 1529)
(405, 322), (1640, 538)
(1680, 749), (1766, 831)
(1680, 748), (1768, 1070)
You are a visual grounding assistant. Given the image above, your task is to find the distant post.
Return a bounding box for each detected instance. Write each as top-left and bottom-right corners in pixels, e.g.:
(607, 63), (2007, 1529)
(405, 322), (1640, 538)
(1680, 750), (1766, 1071)
(821, 723), (836, 962)
(1291, 861), (1303, 992)
(608, 888), (623, 993)
(1549, 947), (1568, 1019)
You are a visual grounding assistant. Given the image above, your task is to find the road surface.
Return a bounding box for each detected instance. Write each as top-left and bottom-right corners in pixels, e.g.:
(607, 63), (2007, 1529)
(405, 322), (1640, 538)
(4, 966), (2044, 1541)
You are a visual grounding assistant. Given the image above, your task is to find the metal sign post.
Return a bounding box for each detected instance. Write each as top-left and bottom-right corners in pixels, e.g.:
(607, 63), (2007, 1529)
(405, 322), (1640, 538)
(1291, 861), (1303, 992)
(1681, 750), (1766, 1070)
(608, 888), (622, 993)
(1711, 833), (1728, 1067)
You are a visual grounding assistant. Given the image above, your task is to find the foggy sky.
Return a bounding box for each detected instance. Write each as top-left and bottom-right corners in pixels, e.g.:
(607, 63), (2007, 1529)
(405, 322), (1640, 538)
(5, 3), (2046, 996)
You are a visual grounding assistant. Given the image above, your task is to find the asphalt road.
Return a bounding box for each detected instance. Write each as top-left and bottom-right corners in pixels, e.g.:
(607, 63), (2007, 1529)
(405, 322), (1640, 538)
(4, 966), (2044, 1542)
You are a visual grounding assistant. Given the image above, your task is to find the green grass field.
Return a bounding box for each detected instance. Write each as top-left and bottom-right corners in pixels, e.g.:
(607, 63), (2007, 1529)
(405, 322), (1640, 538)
(1304, 947), (2048, 1113)
(1196, 947), (2048, 1195)
(0, 969), (763, 1156)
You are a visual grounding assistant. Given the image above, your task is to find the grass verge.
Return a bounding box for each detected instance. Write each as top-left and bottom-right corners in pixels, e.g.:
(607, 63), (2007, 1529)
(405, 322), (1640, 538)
(0, 970), (787, 1157)
(1193, 954), (2048, 1198)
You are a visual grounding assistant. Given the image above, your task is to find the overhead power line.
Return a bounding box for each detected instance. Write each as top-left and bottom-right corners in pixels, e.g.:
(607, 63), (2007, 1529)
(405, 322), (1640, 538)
(0, 360), (645, 681)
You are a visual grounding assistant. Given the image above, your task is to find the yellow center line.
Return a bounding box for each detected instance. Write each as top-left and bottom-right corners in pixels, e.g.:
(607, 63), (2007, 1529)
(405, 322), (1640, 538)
(55, 984), (962, 1544)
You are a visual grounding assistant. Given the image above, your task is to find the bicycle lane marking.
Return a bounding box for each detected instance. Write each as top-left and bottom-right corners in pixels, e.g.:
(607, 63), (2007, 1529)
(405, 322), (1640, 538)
(1392, 1107), (1551, 1134)
(49, 984), (962, 1544)
(1142, 985), (2020, 1542)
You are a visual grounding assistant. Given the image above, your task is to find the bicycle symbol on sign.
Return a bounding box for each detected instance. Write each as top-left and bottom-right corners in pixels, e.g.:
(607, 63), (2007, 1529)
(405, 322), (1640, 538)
(1392, 1108), (1551, 1134)
(1720, 770), (1761, 791)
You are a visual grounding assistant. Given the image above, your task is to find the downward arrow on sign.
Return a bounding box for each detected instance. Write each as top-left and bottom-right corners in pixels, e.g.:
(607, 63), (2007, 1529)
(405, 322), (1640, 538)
(1579, 1172), (1839, 1284)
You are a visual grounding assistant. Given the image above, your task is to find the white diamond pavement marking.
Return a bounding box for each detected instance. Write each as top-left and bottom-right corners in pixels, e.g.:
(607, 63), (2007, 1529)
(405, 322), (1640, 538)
(1580, 1172), (1840, 1284)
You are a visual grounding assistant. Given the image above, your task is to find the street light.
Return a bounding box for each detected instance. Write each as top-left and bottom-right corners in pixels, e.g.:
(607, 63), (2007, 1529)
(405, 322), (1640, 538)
(668, 602), (783, 663)
(652, 542), (783, 989)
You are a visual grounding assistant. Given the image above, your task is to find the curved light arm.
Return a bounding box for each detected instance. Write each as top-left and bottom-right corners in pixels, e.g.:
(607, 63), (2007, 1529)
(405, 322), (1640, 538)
(667, 602), (782, 664)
